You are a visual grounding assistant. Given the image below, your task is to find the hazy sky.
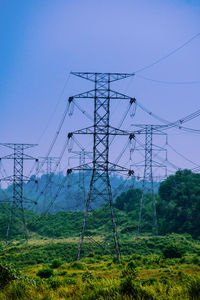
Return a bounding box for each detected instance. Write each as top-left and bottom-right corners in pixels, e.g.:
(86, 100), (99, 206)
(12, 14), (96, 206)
(1, 0), (200, 177)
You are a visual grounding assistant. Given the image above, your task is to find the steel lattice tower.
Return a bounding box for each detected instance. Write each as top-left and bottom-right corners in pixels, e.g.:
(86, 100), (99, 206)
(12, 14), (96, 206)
(38, 157), (60, 213)
(67, 72), (135, 260)
(68, 150), (92, 210)
(0, 143), (37, 243)
(134, 125), (167, 235)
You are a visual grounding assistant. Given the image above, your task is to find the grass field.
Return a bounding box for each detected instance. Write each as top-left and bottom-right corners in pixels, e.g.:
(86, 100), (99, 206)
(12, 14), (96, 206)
(0, 234), (200, 299)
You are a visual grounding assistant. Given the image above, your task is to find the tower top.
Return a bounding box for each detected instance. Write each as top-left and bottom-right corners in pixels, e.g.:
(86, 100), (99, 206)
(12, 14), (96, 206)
(71, 72), (134, 82)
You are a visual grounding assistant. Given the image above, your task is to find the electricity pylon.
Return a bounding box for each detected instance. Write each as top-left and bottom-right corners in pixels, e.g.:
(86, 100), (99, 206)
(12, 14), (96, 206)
(68, 150), (92, 210)
(67, 72), (135, 260)
(132, 125), (167, 235)
(38, 157), (60, 213)
(0, 143), (37, 243)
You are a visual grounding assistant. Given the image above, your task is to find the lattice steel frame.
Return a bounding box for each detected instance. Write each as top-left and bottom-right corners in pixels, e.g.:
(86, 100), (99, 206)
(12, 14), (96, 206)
(68, 72), (135, 260)
(38, 157), (60, 213)
(135, 125), (167, 235)
(0, 143), (37, 243)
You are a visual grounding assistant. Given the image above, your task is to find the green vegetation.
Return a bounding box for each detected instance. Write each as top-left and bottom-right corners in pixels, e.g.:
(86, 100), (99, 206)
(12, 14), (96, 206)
(0, 170), (200, 298)
(158, 169), (200, 237)
(0, 244), (200, 299)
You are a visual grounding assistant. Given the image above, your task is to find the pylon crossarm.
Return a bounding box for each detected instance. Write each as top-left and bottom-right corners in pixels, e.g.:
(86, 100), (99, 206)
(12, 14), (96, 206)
(71, 89), (134, 101)
(71, 72), (134, 82)
(68, 162), (133, 174)
(69, 126), (134, 137)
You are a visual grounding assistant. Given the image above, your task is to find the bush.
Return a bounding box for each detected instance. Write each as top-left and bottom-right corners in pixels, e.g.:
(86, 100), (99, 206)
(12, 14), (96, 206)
(121, 260), (138, 278)
(47, 277), (62, 290)
(50, 259), (62, 268)
(187, 275), (200, 299)
(70, 261), (85, 270)
(120, 277), (154, 299)
(64, 277), (77, 285)
(36, 268), (53, 279)
(162, 244), (185, 259)
(192, 255), (200, 265)
(0, 263), (20, 288)
(82, 271), (94, 282)
(4, 280), (31, 299)
(127, 260), (137, 270)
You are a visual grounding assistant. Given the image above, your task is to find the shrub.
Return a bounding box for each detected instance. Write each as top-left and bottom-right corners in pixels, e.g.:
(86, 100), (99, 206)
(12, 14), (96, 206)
(192, 255), (200, 265)
(112, 256), (120, 263)
(162, 244), (185, 259)
(5, 280), (31, 299)
(36, 268), (53, 279)
(127, 260), (137, 270)
(82, 271), (94, 282)
(88, 252), (95, 257)
(187, 275), (200, 299)
(141, 277), (158, 286)
(120, 277), (154, 299)
(50, 259), (62, 268)
(0, 263), (20, 288)
(47, 277), (62, 290)
(64, 277), (77, 285)
(121, 260), (138, 278)
(70, 261), (85, 270)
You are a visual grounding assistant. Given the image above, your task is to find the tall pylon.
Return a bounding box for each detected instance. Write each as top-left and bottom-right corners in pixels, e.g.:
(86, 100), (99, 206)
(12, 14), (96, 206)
(0, 143), (37, 243)
(133, 125), (167, 235)
(67, 72), (135, 260)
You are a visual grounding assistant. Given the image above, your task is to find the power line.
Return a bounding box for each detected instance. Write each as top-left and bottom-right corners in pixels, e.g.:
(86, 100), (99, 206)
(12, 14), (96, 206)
(134, 32), (200, 74)
(37, 73), (71, 143)
(166, 143), (199, 167)
(135, 74), (200, 85)
(28, 99), (71, 177)
(136, 100), (200, 133)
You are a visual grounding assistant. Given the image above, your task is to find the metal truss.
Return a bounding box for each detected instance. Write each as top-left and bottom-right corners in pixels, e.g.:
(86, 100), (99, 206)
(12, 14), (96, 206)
(37, 157), (60, 213)
(68, 150), (92, 210)
(68, 72), (135, 260)
(0, 143), (37, 243)
(133, 125), (167, 236)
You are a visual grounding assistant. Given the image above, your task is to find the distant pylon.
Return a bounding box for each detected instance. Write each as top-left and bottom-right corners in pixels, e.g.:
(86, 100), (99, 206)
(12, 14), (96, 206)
(131, 125), (167, 236)
(38, 157), (60, 213)
(0, 143), (37, 243)
(68, 150), (92, 210)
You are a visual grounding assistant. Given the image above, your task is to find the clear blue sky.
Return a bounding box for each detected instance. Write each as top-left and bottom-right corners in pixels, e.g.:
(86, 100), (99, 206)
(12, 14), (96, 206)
(1, 0), (200, 177)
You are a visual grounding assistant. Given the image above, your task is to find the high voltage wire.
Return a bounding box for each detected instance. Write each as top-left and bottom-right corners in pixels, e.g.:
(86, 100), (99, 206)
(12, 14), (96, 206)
(166, 143), (199, 167)
(35, 137), (69, 206)
(28, 100), (71, 177)
(135, 74), (200, 85)
(36, 73), (71, 143)
(28, 74), (71, 178)
(134, 137), (180, 171)
(124, 32), (200, 92)
(134, 32), (200, 74)
(136, 100), (200, 133)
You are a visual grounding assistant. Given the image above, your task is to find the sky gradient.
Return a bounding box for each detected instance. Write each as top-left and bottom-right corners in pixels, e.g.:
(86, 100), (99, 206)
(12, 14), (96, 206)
(1, 0), (200, 178)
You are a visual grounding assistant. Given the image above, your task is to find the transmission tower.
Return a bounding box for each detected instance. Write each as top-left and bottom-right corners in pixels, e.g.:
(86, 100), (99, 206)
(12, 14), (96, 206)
(132, 125), (167, 235)
(67, 72), (135, 260)
(68, 150), (92, 210)
(38, 157), (60, 213)
(0, 143), (37, 243)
